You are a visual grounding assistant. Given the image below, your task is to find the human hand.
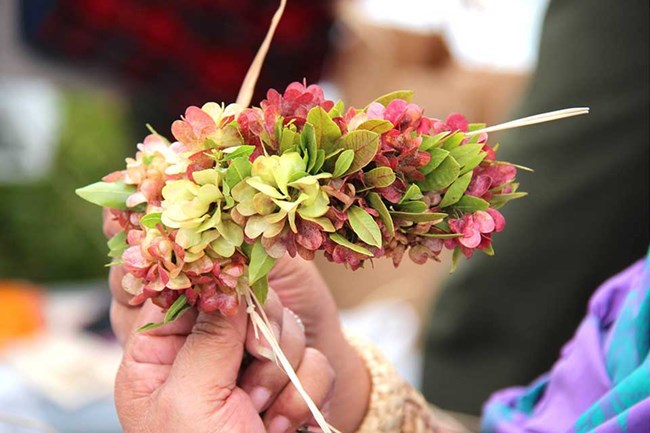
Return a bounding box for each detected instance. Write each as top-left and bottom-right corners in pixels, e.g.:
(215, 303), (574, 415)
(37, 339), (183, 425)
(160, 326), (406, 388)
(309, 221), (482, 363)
(105, 209), (371, 432)
(114, 287), (336, 433)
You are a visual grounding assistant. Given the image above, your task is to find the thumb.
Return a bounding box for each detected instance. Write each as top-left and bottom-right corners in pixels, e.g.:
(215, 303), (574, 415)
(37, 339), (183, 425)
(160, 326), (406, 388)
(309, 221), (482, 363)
(166, 302), (248, 395)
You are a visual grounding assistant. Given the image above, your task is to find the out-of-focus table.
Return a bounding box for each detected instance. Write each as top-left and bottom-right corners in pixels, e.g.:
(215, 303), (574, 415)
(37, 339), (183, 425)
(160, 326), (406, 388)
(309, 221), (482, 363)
(0, 281), (121, 433)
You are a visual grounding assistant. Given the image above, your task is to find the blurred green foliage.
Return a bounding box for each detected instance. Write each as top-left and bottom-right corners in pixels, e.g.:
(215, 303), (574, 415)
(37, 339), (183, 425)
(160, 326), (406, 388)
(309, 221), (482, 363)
(0, 91), (133, 283)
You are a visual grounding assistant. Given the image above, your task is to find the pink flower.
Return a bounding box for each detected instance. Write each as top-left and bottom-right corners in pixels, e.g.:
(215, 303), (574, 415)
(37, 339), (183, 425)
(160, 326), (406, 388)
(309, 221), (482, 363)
(260, 81), (334, 122)
(237, 107), (274, 156)
(446, 209), (505, 257)
(375, 129), (431, 183)
(383, 99), (432, 133)
(171, 106), (217, 148)
(432, 112), (469, 134)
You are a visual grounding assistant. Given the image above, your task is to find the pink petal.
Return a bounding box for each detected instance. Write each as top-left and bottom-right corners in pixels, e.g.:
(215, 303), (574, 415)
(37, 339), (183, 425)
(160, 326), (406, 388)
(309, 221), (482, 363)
(171, 120), (195, 145)
(126, 191), (147, 208)
(445, 113), (468, 132)
(102, 170), (124, 182)
(459, 230), (482, 248)
(487, 208), (505, 232)
(467, 175), (492, 197)
(384, 99), (408, 125)
(473, 210), (496, 233)
(366, 102), (386, 120)
(127, 229), (145, 245)
(123, 246), (149, 274)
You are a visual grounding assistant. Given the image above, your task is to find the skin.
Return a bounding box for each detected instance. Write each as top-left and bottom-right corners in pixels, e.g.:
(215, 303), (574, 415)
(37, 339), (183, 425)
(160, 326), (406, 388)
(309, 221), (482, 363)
(106, 210), (371, 433)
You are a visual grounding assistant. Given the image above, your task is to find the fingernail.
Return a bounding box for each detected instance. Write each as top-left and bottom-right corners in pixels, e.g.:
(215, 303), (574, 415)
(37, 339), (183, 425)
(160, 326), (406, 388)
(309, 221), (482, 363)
(249, 386), (271, 412)
(286, 308), (305, 333)
(267, 415), (291, 433)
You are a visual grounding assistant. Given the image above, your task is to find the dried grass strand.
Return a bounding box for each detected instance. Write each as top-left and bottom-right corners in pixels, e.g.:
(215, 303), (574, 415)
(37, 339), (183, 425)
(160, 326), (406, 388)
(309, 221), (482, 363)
(466, 107), (590, 136)
(236, 0), (287, 107)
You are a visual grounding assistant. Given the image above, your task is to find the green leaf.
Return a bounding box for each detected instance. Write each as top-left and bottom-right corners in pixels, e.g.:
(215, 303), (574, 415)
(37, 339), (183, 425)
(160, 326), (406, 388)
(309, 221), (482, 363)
(482, 244), (495, 256)
(419, 135), (437, 151)
(458, 152), (487, 176)
(397, 201), (428, 213)
(324, 148), (344, 160)
(311, 149), (326, 174)
(329, 233), (374, 256)
(301, 123), (319, 173)
(107, 231), (128, 259)
(222, 145), (256, 161)
(356, 119), (394, 135)
(435, 220), (450, 231)
(489, 192), (528, 209)
(440, 132), (466, 150)
(239, 241), (254, 258)
(329, 100), (345, 118)
(389, 211), (447, 223)
(248, 240), (276, 285)
(225, 157), (252, 189)
(221, 179), (235, 209)
(307, 106), (341, 153)
(450, 143), (483, 165)
(367, 192), (394, 236)
(450, 247), (463, 273)
(164, 295), (189, 323)
(332, 149), (355, 177)
(453, 195), (489, 212)
(418, 155), (460, 192)
(440, 172), (473, 208)
(338, 130), (380, 174)
(419, 148), (450, 175)
(140, 212), (162, 229)
(420, 232), (463, 239)
(137, 322), (166, 332)
(399, 184), (424, 203)
(287, 171), (310, 183)
(450, 143), (487, 175)
(75, 181), (136, 210)
(347, 205), (382, 248)
(279, 127), (299, 153)
(372, 90), (414, 107)
(468, 122), (487, 132)
(252, 276), (269, 304)
(364, 167), (396, 188)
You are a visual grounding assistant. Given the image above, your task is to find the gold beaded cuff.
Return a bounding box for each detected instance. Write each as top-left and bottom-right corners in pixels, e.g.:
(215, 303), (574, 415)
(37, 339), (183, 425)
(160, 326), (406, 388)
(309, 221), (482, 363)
(345, 332), (470, 433)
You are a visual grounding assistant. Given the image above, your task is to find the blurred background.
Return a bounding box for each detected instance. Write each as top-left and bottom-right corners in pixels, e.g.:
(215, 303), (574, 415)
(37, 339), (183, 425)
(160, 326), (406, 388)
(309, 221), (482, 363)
(1, 0), (550, 431)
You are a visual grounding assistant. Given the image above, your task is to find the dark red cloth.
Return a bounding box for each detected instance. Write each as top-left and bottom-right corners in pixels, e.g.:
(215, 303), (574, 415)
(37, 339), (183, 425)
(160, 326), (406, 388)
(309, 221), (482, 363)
(22, 0), (333, 128)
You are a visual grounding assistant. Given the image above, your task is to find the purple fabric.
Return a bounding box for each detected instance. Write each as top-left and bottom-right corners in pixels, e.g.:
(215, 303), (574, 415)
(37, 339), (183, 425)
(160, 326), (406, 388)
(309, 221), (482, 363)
(482, 258), (649, 433)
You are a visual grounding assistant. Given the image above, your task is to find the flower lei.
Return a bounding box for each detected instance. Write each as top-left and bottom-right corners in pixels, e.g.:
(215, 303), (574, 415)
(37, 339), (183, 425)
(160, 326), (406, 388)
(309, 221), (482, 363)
(78, 82), (525, 319)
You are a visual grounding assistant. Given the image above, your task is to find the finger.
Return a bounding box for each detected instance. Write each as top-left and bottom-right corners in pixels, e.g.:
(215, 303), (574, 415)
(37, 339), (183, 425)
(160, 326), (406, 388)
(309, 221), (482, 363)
(245, 289), (284, 360)
(110, 300), (138, 346)
(116, 301), (193, 402)
(109, 264), (135, 306)
(111, 298), (198, 347)
(103, 208), (122, 238)
(240, 307), (306, 412)
(263, 348), (335, 433)
(123, 300), (198, 364)
(166, 302), (249, 394)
